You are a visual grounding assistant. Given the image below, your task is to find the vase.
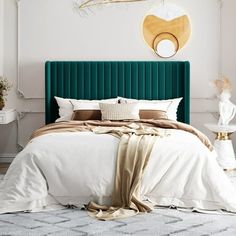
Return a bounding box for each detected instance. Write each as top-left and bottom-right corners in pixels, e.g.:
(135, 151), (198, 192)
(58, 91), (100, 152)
(0, 98), (4, 110)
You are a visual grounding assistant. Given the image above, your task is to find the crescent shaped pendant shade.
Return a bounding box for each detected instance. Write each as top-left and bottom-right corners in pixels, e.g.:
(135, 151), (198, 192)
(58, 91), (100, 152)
(142, 4), (191, 58)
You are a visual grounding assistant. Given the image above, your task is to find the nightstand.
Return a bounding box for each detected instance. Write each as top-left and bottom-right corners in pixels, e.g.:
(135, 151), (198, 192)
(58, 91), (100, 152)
(0, 109), (17, 124)
(225, 169), (236, 189)
(205, 123), (236, 170)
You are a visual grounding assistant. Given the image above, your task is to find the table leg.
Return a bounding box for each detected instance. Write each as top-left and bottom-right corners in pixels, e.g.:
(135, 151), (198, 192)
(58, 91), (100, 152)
(214, 139), (236, 170)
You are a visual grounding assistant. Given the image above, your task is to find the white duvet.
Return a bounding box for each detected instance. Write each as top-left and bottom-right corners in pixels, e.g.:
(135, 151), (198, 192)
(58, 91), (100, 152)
(1, 129), (236, 214)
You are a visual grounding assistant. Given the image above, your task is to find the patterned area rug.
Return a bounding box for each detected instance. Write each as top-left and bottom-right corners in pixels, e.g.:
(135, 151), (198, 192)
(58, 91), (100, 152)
(0, 207), (236, 236)
(0, 175), (236, 236)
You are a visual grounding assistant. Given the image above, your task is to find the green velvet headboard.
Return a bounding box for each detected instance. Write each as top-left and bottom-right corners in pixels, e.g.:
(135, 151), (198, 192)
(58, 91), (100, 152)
(45, 61), (190, 124)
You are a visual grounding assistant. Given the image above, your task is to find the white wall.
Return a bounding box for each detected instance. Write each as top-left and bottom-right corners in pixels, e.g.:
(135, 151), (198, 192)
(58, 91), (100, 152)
(221, 0), (236, 147)
(0, 0), (3, 75)
(17, 0), (220, 99)
(221, 0), (236, 101)
(0, 0), (235, 161)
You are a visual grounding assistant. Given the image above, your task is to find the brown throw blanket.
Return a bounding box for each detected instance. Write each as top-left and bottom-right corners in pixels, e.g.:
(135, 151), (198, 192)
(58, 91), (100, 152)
(30, 119), (213, 220)
(87, 127), (161, 220)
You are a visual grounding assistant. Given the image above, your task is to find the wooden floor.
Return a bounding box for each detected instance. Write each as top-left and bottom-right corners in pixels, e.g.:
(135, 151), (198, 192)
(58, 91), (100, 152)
(0, 163), (10, 175)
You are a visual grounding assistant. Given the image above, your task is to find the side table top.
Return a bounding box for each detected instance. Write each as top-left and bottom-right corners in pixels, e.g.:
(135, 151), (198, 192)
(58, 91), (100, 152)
(204, 123), (236, 133)
(0, 109), (16, 114)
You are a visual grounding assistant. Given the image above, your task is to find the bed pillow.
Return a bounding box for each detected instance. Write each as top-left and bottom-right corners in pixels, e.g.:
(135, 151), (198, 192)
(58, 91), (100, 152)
(54, 97), (77, 122)
(71, 107), (167, 121)
(72, 110), (101, 121)
(139, 110), (168, 120)
(118, 97), (182, 121)
(71, 98), (118, 110)
(55, 96), (118, 122)
(99, 103), (140, 120)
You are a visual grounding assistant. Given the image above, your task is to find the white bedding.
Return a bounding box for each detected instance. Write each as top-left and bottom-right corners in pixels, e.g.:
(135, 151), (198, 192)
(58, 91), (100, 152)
(1, 129), (236, 214)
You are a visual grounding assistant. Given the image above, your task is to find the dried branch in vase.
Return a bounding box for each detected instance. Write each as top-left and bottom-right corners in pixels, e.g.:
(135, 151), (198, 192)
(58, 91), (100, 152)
(214, 76), (232, 93)
(0, 77), (12, 110)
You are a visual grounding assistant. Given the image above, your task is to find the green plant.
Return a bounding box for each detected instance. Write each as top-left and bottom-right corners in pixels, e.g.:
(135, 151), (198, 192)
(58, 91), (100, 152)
(0, 77), (12, 101)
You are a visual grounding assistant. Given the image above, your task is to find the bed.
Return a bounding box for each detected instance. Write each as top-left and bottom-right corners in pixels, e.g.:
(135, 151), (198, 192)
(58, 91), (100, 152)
(1, 61), (236, 217)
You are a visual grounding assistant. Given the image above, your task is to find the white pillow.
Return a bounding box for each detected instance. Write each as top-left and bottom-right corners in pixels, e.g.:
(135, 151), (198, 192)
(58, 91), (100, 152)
(71, 99), (118, 111)
(118, 97), (182, 121)
(99, 103), (140, 120)
(54, 96), (76, 122)
(54, 96), (118, 122)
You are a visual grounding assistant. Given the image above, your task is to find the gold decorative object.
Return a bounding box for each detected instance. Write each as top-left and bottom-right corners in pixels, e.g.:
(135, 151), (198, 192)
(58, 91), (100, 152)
(214, 132), (232, 141)
(75, 0), (146, 9)
(142, 3), (191, 58)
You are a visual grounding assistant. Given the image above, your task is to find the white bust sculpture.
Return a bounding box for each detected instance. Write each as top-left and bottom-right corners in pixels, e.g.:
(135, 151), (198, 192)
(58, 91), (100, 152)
(215, 78), (236, 126)
(218, 90), (236, 126)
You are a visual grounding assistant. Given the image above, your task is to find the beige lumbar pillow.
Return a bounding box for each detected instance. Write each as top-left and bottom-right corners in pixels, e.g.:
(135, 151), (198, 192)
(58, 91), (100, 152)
(99, 103), (140, 120)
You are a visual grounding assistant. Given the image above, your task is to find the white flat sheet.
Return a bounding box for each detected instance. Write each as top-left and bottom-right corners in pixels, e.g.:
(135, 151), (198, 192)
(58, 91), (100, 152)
(1, 129), (236, 214)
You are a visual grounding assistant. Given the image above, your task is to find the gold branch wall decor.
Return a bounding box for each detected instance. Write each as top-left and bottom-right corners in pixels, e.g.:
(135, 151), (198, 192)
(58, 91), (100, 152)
(74, 0), (146, 9)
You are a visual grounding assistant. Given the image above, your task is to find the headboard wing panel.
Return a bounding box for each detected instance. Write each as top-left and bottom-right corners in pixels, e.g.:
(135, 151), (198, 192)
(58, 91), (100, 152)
(45, 61), (190, 124)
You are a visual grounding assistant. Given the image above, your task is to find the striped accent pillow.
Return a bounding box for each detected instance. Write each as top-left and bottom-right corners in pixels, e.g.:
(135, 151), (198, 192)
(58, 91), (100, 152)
(99, 103), (140, 120)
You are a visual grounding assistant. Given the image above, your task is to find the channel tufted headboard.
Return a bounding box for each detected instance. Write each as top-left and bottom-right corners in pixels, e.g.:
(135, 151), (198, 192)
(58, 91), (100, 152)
(45, 61), (190, 124)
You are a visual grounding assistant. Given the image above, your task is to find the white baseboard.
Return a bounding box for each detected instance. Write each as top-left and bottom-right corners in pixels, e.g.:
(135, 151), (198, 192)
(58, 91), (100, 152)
(0, 153), (16, 163)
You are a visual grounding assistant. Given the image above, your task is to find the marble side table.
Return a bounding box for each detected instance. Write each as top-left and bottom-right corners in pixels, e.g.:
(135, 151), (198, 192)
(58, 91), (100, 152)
(205, 123), (236, 171)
